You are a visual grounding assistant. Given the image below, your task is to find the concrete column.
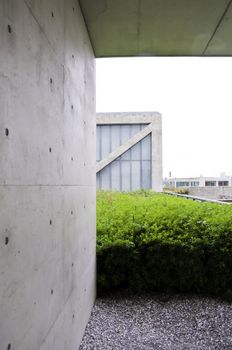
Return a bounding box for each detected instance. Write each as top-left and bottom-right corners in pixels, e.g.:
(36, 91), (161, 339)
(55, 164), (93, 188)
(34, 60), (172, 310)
(151, 116), (163, 192)
(0, 0), (96, 349)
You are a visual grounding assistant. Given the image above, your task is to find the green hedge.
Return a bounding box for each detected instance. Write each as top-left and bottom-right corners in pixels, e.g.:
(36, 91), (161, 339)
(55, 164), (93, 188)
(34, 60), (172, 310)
(97, 190), (232, 299)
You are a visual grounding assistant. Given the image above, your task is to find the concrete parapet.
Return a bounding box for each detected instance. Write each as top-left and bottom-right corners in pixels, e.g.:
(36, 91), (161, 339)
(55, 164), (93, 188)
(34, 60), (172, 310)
(188, 187), (232, 200)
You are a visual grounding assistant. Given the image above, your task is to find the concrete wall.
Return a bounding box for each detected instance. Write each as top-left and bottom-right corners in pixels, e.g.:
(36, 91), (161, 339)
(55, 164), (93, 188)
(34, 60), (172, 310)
(188, 187), (232, 200)
(0, 1), (96, 349)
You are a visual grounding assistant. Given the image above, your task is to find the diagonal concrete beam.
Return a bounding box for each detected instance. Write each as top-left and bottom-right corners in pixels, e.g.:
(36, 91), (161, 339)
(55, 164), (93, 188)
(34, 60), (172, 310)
(96, 123), (152, 173)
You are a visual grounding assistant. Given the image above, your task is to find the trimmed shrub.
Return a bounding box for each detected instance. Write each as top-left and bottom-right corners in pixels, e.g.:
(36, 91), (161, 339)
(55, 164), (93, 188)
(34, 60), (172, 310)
(97, 190), (232, 299)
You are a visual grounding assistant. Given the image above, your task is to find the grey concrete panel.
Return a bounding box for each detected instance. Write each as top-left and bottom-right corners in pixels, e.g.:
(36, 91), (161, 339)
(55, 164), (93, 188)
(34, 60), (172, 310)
(0, 1), (96, 349)
(101, 125), (110, 159)
(97, 112), (161, 125)
(121, 148), (131, 161)
(79, 0), (231, 57)
(131, 125), (142, 161)
(189, 187), (232, 200)
(141, 134), (151, 161)
(0, 185), (96, 350)
(100, 165), (111, 190)
(111, 160), (121, 190)
(111, 125), (121, 150)
(142, 161), (152, 189)
(121, 125), (131, 144)
(120, 125), (131, 160)
(151, 118), (163, 192)
(131, 161), (141, 191)
(121, 161), (131, 191)
(131, 142), (141, 161)
(131, 124), (142, 134)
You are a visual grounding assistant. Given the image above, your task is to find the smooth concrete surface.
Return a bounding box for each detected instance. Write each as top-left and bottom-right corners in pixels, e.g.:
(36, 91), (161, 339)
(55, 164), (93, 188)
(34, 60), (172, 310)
(79, 0), (232, 57)
(0, 1), (96, 349)
(188, 187), (232, 200)
(151, 118), (163, 192)
(96, 112), (161, 124)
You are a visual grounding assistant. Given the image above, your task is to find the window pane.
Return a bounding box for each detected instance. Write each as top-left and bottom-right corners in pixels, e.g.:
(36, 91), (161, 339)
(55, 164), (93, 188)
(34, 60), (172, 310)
(205, 181), (216, 186)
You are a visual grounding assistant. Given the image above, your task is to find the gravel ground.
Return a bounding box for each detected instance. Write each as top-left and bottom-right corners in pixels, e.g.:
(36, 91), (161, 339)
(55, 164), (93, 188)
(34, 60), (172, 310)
(80, 294), (232, 350)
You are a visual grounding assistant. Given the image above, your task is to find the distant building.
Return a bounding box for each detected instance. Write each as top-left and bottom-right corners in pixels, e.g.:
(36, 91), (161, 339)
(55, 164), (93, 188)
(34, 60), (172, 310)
(164, 175), (232, 200)
(164, 175), (232, 189)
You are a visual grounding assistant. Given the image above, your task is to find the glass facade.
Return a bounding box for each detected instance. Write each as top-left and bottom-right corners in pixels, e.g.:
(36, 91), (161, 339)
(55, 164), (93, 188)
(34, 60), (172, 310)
(97, 124), (152, 191)
(176, 181), (189, 187)
(205, 181), (216, 186)
(218, 181), (229, 186)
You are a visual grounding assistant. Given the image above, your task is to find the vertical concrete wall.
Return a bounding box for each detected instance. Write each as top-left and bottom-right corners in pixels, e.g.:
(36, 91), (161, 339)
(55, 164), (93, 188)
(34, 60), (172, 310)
(151, 114), (163, 192)
(0, 1), (96, 349)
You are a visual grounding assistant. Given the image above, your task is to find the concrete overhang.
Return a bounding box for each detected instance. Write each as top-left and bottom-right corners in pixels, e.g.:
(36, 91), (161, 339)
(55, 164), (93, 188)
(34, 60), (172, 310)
(79, 0), (232, 57)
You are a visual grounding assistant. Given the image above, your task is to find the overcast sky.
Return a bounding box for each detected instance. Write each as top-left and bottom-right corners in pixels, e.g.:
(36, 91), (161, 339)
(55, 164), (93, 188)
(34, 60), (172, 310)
(96, 57), (232, 179)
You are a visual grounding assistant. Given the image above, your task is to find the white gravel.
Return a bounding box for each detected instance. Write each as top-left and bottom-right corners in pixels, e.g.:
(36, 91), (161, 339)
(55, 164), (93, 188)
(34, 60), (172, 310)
(80, 294), (232, 350)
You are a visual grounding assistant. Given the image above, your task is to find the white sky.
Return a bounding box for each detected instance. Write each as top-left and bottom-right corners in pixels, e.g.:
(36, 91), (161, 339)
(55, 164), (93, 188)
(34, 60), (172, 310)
(96, 57), (232, 179)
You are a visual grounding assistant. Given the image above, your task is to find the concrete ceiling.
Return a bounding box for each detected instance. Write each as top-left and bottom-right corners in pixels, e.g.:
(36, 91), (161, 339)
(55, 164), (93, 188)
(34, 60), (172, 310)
(79, 0), (232, 57)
